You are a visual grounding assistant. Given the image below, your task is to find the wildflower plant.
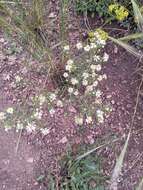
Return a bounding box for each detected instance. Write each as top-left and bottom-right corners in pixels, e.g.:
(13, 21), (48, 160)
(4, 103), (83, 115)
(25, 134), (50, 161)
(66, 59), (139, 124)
(48, 147), (107, 189)
(0, 28), (112, 134)
(108, 3), (129, 21)
(60, 30), (112, 126)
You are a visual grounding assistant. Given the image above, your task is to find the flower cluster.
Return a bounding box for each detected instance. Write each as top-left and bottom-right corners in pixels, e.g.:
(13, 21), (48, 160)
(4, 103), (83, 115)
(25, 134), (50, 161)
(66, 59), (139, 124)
(0, 30), (113, 134)
(62, 30), (111, 126)
(109, 4), (129, 21)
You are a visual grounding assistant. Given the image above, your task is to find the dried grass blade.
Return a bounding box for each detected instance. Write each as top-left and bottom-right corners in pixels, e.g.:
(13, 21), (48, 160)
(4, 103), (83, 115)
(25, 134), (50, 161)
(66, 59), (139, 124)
(109, 131), (131, 190)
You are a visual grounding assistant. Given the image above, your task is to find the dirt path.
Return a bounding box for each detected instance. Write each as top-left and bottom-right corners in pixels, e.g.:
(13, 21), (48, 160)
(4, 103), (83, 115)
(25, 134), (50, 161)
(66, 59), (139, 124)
(0, 129), (41, 190)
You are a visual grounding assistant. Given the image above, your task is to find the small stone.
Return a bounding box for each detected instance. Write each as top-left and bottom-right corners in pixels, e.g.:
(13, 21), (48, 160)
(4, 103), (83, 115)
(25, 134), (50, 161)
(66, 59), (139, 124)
(59, 136), (68, 144)
(68, 106), (77, 113)
(88, 136), (94, 144)
(111, 100), (115, 105)
(49, 12), (56, 18)
(0, 38), (5, 43)
(114, 46), (118, 54)
(117, 102), (120, 106)
(106, 95), (112, 99)
(27, 157), (34, 163)
(3, 159), (10, 165)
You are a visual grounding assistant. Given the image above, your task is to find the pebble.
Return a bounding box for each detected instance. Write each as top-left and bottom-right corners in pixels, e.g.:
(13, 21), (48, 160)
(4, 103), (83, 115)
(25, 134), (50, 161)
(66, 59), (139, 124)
(106, 95), (112, 99)
(27, 157), (34, 163)
(0, 38), (5, 43)
(114, 46), (118, 54)
(68, 105), (77, 113)
(59, 136), (68, 144)
(111, 100), (115, 105)
(49, 12), (56, 18)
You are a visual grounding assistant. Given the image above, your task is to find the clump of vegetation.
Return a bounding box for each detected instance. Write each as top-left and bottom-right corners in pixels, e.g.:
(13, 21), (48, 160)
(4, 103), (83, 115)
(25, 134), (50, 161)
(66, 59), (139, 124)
(75, 0), (142, 29)
(0, 1), (51, 61)
(75, 0), (112, 18)
(48, 147), (107, 190)
(108, 3), (129, 21)
(0, 28), (112, 133)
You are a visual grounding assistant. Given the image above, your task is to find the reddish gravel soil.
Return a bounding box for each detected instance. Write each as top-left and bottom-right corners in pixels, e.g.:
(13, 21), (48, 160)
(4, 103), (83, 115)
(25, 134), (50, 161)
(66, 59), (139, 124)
(0, 1), (143, 190)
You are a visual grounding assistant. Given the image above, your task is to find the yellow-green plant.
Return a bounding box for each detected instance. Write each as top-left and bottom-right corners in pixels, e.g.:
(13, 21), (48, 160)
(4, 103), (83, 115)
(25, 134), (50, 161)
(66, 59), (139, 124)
(108, 3), (129, 21)
(110, 0), (143, 56)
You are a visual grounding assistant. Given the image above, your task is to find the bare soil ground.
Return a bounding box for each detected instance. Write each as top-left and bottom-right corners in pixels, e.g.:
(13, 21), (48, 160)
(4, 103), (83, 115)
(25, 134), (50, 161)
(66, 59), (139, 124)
(0, 1), (143, 190)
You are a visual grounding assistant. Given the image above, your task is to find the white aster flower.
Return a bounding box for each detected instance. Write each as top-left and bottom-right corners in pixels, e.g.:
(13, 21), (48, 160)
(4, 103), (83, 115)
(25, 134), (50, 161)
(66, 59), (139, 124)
(68, 87), (74, 94)
(95, 64), (102, 72)
(15, 75), (21, 83)
(63, 72), (69, 78)
(4, 125), (11, 132)
(34, 109), (43, 120)
(97, 38), (106, 46)
(26, 123), (36, 133)
(82, 80), (88, 86)
(90, 43), (97, 49)
(39, 95), (46, 105)
(105, 106), (111, 112)
(94, 32), (100, 38)
(7, 107), (14, 114)
(49, 108), (55, 116)
(86, 59), (90, 63)
(98, 75), (103, 81)
(16, 122), (24, 130)
(90, 64), (96, 71)
(102, 74), (107, 80)
(93, 81), (98, 87)
(100, 39), (106, 46)
(3, 73), (10, 81)
(0, 112), (6, 120)
(76, 42), (83, 50)
(93, 55), (100, 62)
(10, 82), (16, 88)
(40, 128), (50, 135)
(49, 93), (56, 101)
(67, 59), (74, 65)
(98, 116), (104, 123)
(96, 90), (102, 98)
(86, 85), (93, 93)
(96, 109), (104, 123)
(82, 72), (89, 79)
(56, 100), (63, 107)
(63, 45), (70, 51)
(86, 116), (92, 124)
(92, 72), (96, 78)
(71, 78), (78, 85)
(84, 45), (90, 52)
(65, 64), (72, 72)
(74, 90), (79, 96)
(97, 109), (103, 115)
(75, 116), (83, 126)
(103, 53), (109, 62)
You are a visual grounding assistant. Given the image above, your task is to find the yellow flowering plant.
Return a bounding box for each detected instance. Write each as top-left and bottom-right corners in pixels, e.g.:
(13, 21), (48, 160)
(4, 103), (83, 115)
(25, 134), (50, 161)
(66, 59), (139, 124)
(108, 3), (129, 21)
